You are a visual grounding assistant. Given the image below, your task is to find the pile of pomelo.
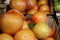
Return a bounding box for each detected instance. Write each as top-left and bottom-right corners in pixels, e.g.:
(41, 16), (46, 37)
(0, 0), (55, 40)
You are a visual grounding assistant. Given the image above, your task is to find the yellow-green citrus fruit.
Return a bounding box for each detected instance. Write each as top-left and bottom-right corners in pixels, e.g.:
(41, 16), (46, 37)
(33, 22), (50, 39)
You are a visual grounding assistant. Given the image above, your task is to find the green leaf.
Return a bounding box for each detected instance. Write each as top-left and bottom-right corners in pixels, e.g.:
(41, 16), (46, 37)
(54, 4), (60, 11)
(28, 22), (34, 29)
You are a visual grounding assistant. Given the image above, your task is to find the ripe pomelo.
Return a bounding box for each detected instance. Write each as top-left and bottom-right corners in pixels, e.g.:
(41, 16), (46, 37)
(33, 22), (50, 39)
(0, 33), (14, 40)
(14, 29), (38, 40)
(32, 12), (48, 24)
(39, 5), (50, 13)
(10, 0), (27, 12)
(38, 0), (48, 6)
(0, 9), (24, 35)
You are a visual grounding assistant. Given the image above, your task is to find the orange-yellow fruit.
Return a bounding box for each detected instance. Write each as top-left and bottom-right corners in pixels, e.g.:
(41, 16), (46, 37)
(10, 0), (27, 12)
(32, 12), (48, 23)
(33, 22), (50, 39)
(0, 33), (14, 40)
(39, 5), (50, 12)
(0, 9), (23, 35)
(38, 0), (48, 6)
(49, 27), (54, 37)
(14, 29), (38, 40)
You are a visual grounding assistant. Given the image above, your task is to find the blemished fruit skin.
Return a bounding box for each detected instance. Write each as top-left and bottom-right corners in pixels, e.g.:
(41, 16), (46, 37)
(33, 22), (50, 39)
(0, 33), (14, 40)
(32, 12), (48, 24)
(0, 9), (23, 35)
(14, 29), (38, 40)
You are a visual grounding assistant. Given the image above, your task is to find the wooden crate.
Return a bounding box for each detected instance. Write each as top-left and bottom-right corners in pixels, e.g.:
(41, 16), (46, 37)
(57, 16), (60, 39)
(0, 4), (6, 16)
(47, 16), (59, 40)
(0, 0), (2, 3)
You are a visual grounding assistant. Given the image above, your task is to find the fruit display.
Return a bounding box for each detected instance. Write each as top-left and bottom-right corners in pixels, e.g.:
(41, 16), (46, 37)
(0, 0), (59, 40)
